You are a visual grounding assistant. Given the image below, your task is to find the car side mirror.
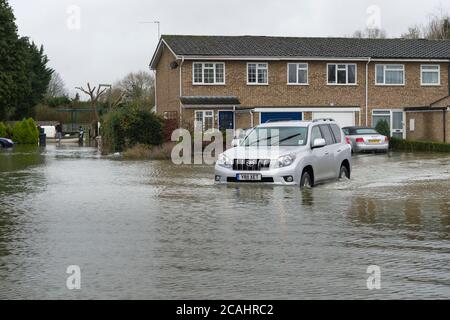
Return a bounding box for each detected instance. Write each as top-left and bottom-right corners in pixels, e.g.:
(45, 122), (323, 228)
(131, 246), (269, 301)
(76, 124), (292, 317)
(231, 139), (241, 147)
(312, 138), (326, 149)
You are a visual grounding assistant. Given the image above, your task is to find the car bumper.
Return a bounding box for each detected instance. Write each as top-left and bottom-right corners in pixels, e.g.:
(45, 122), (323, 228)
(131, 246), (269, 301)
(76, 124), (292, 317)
(353, 143), (389, 152)
(214, 165), (299, 185)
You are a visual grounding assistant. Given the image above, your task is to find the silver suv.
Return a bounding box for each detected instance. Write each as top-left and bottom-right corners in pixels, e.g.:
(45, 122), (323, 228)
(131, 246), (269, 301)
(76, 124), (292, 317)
(215, 119), (352, 188)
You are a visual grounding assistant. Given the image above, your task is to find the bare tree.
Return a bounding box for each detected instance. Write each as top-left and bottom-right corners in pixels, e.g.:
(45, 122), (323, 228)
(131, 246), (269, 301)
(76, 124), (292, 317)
(424, 10), (450, 40)
(75, 83), (109, 122)
(401, 8), (450, 40)
(114, 71), (155, 108)
(401, 26), (422, 39)
(47, 72), (68, 97)
(352, 27), (387, 39)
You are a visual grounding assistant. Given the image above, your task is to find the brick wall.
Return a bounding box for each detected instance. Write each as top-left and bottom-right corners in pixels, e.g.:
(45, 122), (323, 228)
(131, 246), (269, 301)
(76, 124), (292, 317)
(368, 63), (449, 126)
(406, 110), (450, 142)
(155, 44), (180, 121)
(155, 52), (449, 129)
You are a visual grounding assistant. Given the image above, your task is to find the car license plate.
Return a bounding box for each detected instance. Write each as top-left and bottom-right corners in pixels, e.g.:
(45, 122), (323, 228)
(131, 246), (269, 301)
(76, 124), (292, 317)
(236, 173), (262, 181)
(369, 139), (381, 143)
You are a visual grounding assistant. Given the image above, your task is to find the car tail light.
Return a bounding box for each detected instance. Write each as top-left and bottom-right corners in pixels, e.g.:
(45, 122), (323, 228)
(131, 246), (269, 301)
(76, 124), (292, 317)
(385, 136), (389, 142)
(355, 138), (364, 143)
(345, 136), (351, 144)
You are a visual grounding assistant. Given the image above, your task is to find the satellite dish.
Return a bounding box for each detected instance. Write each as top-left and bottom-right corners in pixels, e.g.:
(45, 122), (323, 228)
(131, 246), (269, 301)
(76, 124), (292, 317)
(170, 61), (179, 69)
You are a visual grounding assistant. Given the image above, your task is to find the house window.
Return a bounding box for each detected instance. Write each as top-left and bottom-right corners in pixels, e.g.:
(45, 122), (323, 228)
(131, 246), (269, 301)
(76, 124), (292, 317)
(194, 110), (214, 131)
(327, 64), (356, 85)
(375, 64), (405, 85)
(288, 63), (308, 84)
(247, 63), (268, 84)
(192, 62), (225, 85)
(421, 65), (440, 85)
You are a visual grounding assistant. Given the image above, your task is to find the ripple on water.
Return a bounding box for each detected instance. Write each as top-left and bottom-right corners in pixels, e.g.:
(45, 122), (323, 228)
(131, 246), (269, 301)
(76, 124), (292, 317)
(0, 147), (450, 299)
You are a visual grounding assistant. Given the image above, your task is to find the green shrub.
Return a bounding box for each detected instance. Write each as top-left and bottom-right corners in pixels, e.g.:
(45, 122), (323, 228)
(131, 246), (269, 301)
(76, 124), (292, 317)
(102, 107), (164, 153)
(44, 96), (72, 108)
(375, 119), (390, 137)
(12, 118), (39, 144)
(0, 122), (7, 138)
(390, 137), (450, 153)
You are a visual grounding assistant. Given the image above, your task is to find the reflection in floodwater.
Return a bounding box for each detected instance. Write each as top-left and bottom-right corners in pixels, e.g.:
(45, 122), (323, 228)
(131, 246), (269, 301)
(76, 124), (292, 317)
(0, 146), (450, 299)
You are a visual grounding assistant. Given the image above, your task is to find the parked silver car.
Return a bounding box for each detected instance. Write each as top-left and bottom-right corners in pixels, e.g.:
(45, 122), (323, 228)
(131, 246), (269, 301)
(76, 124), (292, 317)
(342, 126), (389, 153)
(215, 119), (352, 188)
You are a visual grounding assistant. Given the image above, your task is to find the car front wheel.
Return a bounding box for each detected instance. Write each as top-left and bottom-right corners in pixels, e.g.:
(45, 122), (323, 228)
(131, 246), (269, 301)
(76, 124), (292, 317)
(339, 165), (350, 180)
(300, 171), (313, 189)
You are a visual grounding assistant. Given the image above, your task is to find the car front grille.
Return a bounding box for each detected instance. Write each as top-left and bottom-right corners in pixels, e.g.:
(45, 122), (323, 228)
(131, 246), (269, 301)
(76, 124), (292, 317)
(232, 159), (271, 171)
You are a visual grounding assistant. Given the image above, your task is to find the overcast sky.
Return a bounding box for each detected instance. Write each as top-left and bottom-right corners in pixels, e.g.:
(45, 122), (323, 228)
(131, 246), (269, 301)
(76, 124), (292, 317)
(9, 0), (449, 97)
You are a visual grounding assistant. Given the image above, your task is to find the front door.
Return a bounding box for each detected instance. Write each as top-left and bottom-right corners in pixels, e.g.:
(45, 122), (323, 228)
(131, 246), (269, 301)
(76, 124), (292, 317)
(391, 111), (404, 139)
(218, 111), (234, 131)
(372, 110), (405, 139)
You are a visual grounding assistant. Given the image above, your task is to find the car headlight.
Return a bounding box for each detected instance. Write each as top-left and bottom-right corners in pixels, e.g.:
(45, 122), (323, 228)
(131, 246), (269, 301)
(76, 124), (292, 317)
(277, 154), (296, 168)
(216, 153), (233, 168)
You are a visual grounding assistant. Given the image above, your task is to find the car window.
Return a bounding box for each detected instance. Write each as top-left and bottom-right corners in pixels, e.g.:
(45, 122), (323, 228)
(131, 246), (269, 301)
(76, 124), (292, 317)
(311, 126), (323, 143)
(243, 127), (308, 146)
(342, 128), (350, 135)
(330, 124), (342, 143)
(354, 128), (379, 135)
(319, 125), (335, 145)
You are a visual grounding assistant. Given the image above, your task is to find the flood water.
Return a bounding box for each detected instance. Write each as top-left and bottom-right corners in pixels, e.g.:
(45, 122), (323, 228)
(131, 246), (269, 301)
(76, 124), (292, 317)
(0, 144), (450, 299)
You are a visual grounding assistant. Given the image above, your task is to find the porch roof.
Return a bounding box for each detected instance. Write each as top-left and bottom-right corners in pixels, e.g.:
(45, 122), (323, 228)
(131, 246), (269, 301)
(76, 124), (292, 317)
(180, 96), (240, 105)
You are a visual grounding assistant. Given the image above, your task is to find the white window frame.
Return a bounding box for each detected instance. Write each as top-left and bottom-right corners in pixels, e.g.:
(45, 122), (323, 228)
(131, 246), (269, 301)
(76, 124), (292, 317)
(192, 62), (225, 85)
(194, 110), (215, 131)
(287, 63), (309, 85)
(375, 64), (405, 86)
(247, 62), (268, 85)
(420, 64), (441, 86)
(326, 63), (357, 85)
(371, 109), (406, 139)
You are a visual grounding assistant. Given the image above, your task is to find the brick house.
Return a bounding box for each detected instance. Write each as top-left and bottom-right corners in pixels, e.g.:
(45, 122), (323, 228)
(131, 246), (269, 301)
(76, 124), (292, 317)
(150, 35), (450, 141)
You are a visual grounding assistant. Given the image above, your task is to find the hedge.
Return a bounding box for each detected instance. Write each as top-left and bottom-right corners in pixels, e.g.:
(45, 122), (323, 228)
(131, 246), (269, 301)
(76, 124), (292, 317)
(102, 107), (164, 153)
(12, 118), (39, 144)
(390, 137), (450, 153)
(0, 122), (7, 138)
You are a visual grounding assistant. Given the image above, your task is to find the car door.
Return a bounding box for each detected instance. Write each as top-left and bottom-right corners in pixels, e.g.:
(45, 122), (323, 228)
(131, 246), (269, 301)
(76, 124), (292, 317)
(329, 124), (346, 178)
(318, 124), (336, 180)
(310, 125), (331, 182)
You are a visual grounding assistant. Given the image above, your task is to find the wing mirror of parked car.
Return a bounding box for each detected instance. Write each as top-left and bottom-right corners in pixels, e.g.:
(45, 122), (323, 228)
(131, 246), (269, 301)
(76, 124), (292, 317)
(312, 138), (326, 149)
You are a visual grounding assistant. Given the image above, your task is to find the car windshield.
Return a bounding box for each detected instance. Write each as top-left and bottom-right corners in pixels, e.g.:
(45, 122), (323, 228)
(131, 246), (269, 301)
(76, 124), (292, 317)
(242, 127), (308, 147)
(354, 128), (379, 135)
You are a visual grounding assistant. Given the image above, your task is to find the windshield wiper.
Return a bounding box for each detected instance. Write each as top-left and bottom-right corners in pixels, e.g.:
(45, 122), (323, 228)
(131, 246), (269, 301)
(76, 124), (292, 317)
(247, 136), (273, 146)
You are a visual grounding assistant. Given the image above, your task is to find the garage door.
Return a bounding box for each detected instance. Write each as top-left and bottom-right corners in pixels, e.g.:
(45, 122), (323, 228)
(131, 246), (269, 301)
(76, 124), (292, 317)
(260, 112), (302, 123)
(312, 112), (355, 128)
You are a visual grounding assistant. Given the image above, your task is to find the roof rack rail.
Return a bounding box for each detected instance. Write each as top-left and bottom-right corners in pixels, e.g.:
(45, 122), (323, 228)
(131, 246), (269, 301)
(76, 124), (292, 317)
(312, 118), (335, 123)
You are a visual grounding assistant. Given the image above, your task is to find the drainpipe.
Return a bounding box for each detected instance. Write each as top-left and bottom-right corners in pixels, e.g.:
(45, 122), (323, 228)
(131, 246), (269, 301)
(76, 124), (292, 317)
(179, 56), (185, 127)
(444, 109), (447, 143)
(233, 105), (236, 130)
(154, 70), (157, 113)
(365, 57), (372, 127)
(448, 64), (450, 96)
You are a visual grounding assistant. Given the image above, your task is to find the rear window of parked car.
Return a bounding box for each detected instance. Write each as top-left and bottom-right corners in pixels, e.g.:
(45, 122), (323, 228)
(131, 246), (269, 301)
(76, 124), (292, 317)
(354, 128), (379, 135)
(330, 124), (342, 143)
